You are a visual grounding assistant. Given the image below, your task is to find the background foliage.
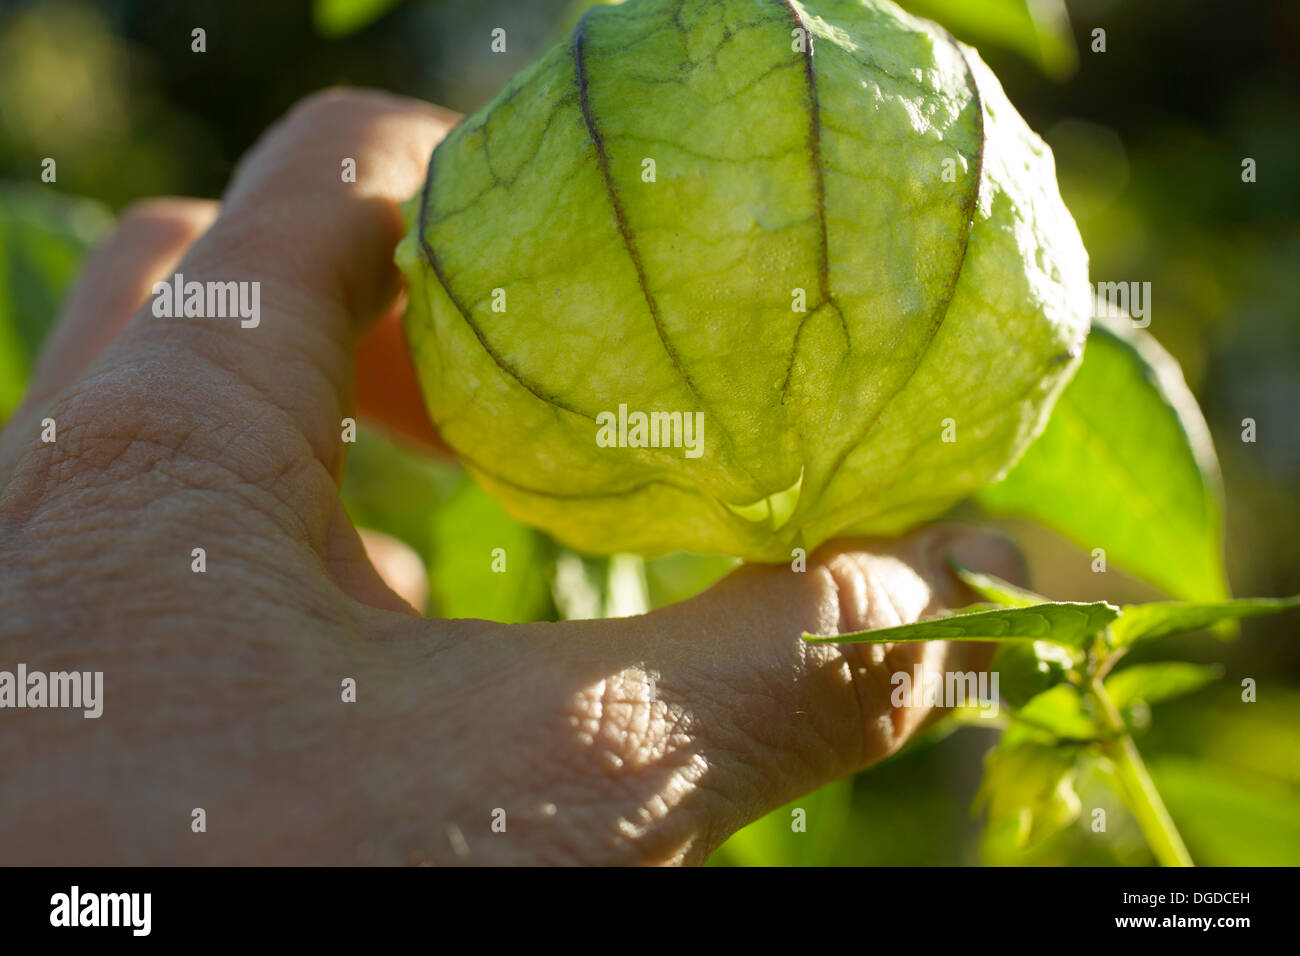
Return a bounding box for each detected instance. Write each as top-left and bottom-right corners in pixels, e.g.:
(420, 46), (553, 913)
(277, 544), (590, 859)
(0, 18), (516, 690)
(1, 0), (1297, 865)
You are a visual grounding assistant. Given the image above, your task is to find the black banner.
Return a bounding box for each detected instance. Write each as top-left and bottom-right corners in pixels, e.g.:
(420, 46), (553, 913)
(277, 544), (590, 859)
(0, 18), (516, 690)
(0, 866), (1285, 943)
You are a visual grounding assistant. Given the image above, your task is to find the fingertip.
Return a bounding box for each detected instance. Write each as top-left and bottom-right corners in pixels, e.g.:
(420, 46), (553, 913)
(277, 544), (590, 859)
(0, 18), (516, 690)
(358, 528), (429, 615)
(222, 87), (458, 216)
(116, 197), (220, 238)
(917, 523), (1030, 607)
(20, 197), (220, 410)
(946, 526), (1029, 587)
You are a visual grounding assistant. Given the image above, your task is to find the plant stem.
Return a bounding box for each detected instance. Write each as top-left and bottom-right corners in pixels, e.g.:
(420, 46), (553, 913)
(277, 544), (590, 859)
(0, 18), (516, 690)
(604, 553), (650, 618)
(1088, 676), (1193, 867)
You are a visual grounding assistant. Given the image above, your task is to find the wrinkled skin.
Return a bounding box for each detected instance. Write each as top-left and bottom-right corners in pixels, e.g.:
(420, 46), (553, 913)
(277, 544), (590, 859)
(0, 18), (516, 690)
(0, 90), (1022, 865)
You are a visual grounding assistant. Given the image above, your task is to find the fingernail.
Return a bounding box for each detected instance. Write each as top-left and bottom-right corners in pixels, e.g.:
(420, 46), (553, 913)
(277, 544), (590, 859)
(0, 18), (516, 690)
(945, 526), (1030, 589)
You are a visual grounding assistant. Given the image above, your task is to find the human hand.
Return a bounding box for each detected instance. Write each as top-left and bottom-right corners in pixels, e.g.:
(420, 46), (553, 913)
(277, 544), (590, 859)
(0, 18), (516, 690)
(0, 89), (1021, 865)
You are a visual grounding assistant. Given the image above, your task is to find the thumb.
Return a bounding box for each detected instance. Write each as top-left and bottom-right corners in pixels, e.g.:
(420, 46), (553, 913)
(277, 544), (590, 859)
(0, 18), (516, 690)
(622, 523), (1026, 850)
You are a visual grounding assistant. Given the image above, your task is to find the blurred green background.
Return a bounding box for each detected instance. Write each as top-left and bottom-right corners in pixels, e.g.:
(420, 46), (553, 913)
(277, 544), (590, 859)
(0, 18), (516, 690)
(1, 0), (1297, 864)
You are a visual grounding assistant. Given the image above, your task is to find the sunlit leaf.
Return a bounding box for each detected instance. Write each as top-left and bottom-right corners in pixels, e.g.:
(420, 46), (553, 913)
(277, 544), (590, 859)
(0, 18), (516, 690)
(1109, 596), (1300, 649)
(644, 552), (738, 610)
(804, 601), (1117, 649)
(1149, 757), (1300, 866)
(709, 778), (852, 867)
(1143, 688), (1300, 790)
(951, 557), (1048, 607)
(978, 321), (1228, 605)
(1104, 662), (1220, 720)
(990, 639), (1076, 707)
(429, 477), (555, 622)
(897, 0), (1077, 78)
(976, 741), (1082, 849)
(949, 563), (1080, 705)
(0, 185), (113, 421)
(1007, 684), (1101, 743)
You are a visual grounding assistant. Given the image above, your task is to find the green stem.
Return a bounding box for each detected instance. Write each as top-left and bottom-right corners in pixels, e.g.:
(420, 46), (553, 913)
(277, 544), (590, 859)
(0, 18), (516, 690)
(1088, 676), (1193, 867)
(604, 553), (650, 618)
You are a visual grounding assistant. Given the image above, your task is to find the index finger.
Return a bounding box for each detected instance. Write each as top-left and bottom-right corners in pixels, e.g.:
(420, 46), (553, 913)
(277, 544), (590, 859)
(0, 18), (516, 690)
(107, 89), (457, 478)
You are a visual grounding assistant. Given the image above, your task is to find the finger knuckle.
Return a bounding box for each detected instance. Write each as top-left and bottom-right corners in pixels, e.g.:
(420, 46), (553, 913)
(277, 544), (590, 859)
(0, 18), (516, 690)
(2, 357), (323, 538)
(277, 87), (401, 147)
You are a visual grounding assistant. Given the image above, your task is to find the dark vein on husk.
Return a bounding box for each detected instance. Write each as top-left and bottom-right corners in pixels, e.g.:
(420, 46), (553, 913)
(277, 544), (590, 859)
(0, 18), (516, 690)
(418, 143), (589, 418)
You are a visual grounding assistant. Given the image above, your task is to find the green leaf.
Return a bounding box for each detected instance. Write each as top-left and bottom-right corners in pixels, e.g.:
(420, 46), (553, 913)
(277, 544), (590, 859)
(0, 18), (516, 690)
(644, 552), (738, 610)
(339, 427), (462, 554)
(0, 185), (113, 421)
(897, 0), (1077, 79)
(1104, 663), (1220, 718)
(950, 563), (1080, 705)
(1007, 684), (1101, 743)
(1146, 688), (1300, 790)
(429, 478), (556, 622)
(804, 601), (1118, 650)
(978, 321), (1228, 605)
(950, 557), (1047, 607)
(339, 427), (556, 624)
(990, 639), (1076, 707)
(312, 0), (404, 38)
(708, 778), (853, 867)
(1109, 596), (1300, 649)
(976, 741), (1082, 849)
(1148, 757), (1300, 866)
